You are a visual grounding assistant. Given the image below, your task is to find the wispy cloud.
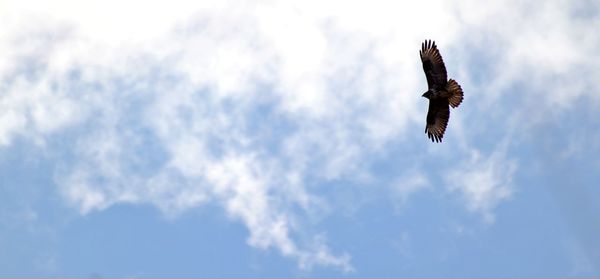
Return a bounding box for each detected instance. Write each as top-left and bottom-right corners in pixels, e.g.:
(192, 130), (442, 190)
(445, 148), (516, 224)
(391, 169), (430, 208)
(1, 0), (599, 272)
(565, 239), (597, 277)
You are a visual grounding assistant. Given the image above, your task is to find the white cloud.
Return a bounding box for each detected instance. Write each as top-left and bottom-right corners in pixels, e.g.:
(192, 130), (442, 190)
(1, 0), (598, 272)
(0, 24), (83, 146)
(565, 239), (598, 277)
(392, 170), (430, 207)
(445, 148), (516, 224)
(450, 0), (600, 107)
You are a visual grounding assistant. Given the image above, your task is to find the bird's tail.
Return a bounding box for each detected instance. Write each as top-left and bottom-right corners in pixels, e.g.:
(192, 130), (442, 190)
(446, 79), (463, 108)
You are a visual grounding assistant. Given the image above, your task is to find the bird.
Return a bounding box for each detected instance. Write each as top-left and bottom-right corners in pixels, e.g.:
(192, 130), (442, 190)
(419, 40), (464, 142)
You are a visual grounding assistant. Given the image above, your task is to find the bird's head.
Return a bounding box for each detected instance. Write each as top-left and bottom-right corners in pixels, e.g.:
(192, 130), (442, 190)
(422, 91), (432, 99)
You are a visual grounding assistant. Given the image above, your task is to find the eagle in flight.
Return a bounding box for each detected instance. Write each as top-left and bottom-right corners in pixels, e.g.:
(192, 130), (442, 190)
(420, 40), (463, 142)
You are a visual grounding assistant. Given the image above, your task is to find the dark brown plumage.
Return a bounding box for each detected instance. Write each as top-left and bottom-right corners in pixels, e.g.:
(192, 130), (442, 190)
(420, 40), (463, 142)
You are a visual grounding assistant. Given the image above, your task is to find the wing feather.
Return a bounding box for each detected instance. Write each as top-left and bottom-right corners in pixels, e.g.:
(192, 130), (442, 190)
(425, 99), (450, 142)
(420, 40), (447, 90)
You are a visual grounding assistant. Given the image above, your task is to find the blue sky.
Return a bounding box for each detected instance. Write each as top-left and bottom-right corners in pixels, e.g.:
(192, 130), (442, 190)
(1, 0), (599, 278)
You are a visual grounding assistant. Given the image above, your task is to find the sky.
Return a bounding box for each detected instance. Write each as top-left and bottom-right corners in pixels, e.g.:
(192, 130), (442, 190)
(1, 0), (599, 278)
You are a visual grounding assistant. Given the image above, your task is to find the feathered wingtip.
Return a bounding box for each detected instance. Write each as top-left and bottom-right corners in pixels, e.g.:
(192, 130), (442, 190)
(420, 40), (437, 56)
(420, 40), (445, 68)
(427, 132), (443, 142)
(421, 40), (436, 51)
(446, 79), (463, 108)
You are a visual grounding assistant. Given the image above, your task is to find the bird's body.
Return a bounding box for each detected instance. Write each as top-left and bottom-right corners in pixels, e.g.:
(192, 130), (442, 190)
(419, 40), (463, 142)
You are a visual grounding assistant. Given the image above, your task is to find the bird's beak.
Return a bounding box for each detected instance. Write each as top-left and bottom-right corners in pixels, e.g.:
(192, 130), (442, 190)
(422, 92), (429, 98)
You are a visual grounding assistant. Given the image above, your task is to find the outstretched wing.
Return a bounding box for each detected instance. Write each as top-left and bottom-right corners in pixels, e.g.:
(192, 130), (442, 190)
(425, 99), (450, 142)
(420, 40), (447, 90)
